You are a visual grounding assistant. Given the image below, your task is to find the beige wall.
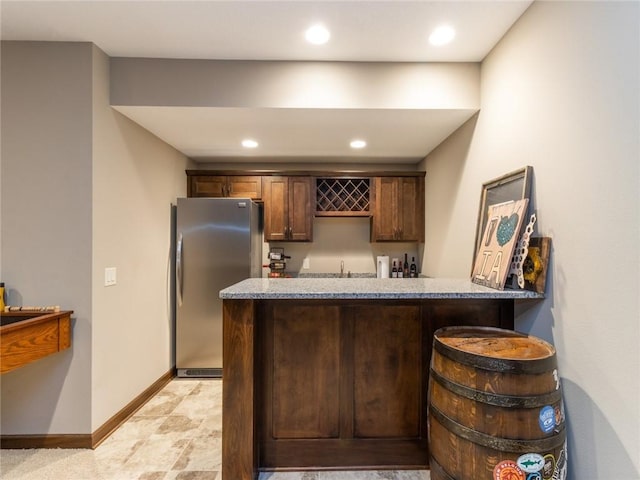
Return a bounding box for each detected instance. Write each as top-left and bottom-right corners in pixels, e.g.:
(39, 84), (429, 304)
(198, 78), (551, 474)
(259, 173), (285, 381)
(0, 41), (192, 435)
(279, 217), (421, 276)
(110, 59), (480, 110)
(421, 2), (639, 477)
(1, 41), (94, 434)
(91, 46), (193, 429)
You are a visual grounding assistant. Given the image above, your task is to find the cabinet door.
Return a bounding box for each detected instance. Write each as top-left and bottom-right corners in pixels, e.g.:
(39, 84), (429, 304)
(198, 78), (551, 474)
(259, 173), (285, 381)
(371, 176), (424, 242)
(288, 177), (313, 242)
(270, 304), (341, 439)
(371, 177), (399, 241)
(228, 176), (262, 199)
(189, 175), (227, 197)
(351, 304), (423, 439)
(398, 176), (424, 242)
(262, 176), (289, 241)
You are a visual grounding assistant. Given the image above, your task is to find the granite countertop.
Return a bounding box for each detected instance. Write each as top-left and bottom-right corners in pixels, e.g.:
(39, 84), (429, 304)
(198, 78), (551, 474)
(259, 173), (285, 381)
(219, 277), (545, 300)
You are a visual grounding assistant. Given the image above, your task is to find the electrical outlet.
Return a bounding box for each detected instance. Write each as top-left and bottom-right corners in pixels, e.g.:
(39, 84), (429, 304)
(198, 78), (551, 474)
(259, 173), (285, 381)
(303, 258), (310, 269)
(105, 267), (117, 286)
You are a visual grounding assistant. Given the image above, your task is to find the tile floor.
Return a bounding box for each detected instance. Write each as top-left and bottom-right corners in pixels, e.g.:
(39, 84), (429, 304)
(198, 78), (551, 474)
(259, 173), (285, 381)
(1, 378), (429, 480)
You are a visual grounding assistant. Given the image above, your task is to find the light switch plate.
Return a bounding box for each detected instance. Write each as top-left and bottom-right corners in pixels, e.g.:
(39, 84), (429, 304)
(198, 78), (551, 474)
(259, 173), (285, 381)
(105, 267), (117, 286)
(303, 258), (310, 269)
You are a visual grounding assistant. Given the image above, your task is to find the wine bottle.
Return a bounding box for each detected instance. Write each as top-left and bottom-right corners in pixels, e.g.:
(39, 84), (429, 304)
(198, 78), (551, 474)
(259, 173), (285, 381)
(410, 257), (418, 278)
(391, 261), (398, 278)
(403, 253), (409, 278)
(397, 260), (403, 278)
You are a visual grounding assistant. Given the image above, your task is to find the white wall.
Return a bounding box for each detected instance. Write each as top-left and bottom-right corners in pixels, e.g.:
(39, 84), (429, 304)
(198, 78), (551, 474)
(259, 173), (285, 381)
(0, 41), (193, 435)
(421, 2), (639, 478)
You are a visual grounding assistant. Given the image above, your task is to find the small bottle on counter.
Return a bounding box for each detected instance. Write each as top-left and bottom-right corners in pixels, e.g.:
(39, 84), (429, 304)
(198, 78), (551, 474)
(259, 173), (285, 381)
(391, 261), (398, 278)
(397, 260), (404, 278)
(410, 257), (418, 278)
(403, 254), (409, 278)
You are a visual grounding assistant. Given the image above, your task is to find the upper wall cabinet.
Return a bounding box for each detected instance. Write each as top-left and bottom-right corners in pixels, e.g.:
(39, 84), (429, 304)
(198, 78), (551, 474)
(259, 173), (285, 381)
(262, 176), (313, 242)
(315, 178), (371, 217)
(187, 172), (262, 199)
(185, 170), (425, 244)
(371, 175), (425, 242)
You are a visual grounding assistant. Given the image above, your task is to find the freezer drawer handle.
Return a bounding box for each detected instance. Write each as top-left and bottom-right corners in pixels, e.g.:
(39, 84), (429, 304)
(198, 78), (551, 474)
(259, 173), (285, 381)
(177, 233), (184, 306)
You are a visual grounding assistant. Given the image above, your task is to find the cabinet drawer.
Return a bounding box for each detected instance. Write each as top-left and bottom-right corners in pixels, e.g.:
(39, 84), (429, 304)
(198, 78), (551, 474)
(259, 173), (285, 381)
(188, 175), (262, 199)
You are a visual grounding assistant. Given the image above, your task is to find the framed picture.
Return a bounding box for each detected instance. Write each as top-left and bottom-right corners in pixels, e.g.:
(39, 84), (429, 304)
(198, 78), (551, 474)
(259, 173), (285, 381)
(473, 166), (533, 265)
(472, 199), (529, 290)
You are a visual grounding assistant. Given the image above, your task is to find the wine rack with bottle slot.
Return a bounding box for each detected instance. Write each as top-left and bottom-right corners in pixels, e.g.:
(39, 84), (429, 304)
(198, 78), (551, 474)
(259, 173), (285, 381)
(315, 178), (371, 216)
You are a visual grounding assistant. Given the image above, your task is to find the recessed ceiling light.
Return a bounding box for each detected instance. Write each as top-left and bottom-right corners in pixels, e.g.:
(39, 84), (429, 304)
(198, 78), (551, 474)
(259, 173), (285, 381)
(429, 25), (456, 46)
(350, 139), (367, 149)
(305, 24), (330, 45)
(241, 139), (258, 148)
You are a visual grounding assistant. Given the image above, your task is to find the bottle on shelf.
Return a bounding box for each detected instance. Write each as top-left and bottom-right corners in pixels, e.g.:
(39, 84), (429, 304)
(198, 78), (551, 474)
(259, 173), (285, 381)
(403, 254), (409, 278)
(410, 257), (418, 278)
(391, 261), (398, 278)
(397, 259), (403, 278)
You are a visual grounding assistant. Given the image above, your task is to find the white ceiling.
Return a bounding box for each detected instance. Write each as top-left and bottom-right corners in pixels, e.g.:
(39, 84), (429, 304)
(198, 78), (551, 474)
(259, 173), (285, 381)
(1, 0), (533, 164)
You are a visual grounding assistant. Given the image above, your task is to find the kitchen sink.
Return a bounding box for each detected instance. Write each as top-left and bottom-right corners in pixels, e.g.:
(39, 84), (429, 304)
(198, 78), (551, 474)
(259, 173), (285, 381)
(296, 273), (377, 279)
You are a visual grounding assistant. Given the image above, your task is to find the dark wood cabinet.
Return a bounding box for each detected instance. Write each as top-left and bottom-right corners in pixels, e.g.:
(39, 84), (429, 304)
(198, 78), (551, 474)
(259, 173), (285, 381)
(351, 304), (423, 439)
(371, 175), (425, 242)
(187, 174), (262, 199)
(268, 304), (341, 440)
(250, 298), (513, 471)
(264, 303), (423, 444)
(262, 176), (313, 242)
(259, 300), (429, 469)
(223, 295), (519, 478)
(186, 170), (426, 243)
(315, 177), (371, 216)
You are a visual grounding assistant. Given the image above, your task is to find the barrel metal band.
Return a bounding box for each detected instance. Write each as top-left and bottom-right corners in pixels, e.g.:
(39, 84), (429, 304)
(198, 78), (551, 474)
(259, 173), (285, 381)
(430, 368), (562, 408)
(433, 338), (557, 374)
(429, 456), (457, 480)
(429, 405), (566, 453)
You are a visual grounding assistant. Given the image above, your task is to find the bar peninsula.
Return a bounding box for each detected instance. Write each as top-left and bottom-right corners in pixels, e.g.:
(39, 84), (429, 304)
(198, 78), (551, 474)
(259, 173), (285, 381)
(220, 277), (543, 480)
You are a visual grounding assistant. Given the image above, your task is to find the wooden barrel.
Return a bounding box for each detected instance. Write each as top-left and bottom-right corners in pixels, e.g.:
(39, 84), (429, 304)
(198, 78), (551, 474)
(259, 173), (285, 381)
(428, 326), (567, 480)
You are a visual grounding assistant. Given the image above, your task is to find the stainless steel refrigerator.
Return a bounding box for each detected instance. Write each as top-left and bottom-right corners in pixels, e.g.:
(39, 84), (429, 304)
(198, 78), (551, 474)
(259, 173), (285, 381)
(175, 197), (262, 377)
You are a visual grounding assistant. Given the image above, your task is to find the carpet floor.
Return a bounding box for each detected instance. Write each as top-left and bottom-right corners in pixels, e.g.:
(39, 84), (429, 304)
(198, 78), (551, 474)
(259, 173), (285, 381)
(0, 378), (430, 480)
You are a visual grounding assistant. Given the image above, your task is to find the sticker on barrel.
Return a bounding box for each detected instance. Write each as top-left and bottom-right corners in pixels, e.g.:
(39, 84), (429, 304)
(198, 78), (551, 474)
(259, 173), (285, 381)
(539, 405), (556, 433)
(493, 460), (525, 480)
(517, 453), (545, 473)
(551, 441), (568, 480)
(542, 454), (556, 479)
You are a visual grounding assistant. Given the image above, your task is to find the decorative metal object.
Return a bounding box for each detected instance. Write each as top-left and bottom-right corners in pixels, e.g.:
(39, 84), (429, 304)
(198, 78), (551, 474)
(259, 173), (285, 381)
(509, 213), (537, 288)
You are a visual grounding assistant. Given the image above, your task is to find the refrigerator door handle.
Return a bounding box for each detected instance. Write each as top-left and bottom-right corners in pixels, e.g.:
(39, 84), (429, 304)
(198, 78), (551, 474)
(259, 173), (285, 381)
(177, 232), (184, 306)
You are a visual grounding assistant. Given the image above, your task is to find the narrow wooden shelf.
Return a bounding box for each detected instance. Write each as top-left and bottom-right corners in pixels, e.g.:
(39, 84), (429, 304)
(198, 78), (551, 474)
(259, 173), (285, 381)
(1, 310), (73, 374)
